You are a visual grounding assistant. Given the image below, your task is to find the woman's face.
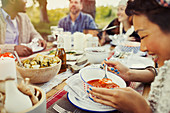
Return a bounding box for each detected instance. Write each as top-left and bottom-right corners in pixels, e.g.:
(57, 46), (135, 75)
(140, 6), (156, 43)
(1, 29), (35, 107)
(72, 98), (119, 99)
(117, 5), (128, 22)
(133, 15), (170, 67)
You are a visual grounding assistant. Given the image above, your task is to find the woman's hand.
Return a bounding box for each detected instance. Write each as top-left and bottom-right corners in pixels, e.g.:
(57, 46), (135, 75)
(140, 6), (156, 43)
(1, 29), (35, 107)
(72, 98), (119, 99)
(88, 87), (151, 113)
(102, 60), (131, 81)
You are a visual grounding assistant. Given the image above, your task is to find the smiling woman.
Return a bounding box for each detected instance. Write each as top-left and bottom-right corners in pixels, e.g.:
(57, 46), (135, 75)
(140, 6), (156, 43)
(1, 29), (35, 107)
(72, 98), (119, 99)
(87, 0), (170, 113)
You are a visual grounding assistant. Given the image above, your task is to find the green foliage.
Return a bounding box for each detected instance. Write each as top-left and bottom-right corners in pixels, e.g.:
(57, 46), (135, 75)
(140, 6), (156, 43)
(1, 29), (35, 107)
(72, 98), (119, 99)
(48, 8), (69, 25)
(26, 6), (117, 38)
(95, 6), (117, 28)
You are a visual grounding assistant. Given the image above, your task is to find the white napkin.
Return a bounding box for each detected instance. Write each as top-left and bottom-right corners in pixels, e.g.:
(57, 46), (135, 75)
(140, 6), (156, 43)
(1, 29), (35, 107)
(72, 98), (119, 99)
(40, 69), (73, 93)
(64, 72), (114, 109)
(21, 38), (44, 52)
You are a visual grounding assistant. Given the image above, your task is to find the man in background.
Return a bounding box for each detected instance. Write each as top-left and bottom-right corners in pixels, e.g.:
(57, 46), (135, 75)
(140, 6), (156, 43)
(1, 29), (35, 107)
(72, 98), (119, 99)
(0, 0), (46, 57)
(58, 0), (97, 34)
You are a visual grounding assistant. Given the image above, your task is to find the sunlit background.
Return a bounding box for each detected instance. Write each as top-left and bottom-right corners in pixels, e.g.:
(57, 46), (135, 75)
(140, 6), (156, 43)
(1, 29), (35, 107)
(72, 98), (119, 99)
(0, 0), (120, 9)
(26, 0), (120, 9)
(0, 0), (121, 39)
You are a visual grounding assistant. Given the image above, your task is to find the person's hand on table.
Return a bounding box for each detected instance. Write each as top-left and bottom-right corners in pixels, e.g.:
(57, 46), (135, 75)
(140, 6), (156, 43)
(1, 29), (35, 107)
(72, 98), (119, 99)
(102, 60), (131, 81)
(14, 45), (33, 57)
(88, 87), (151, 113)
(38, 39), (47, 49)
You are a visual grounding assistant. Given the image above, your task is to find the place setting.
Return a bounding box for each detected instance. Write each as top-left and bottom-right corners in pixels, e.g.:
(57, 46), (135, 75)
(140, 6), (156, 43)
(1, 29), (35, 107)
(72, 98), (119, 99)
(50, 64), (127, 112)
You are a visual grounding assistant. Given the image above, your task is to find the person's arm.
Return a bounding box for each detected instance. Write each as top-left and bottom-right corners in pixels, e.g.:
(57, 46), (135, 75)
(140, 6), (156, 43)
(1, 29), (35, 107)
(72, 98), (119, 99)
(104, 60), (155, 83)
(23, 14), (42, 41)
(126, 69), (155, 83)
(87, 15), (97, 29)
(88, 87), (152, 113)
(25, 14), (46, 49)
(99, 31), (107, 46)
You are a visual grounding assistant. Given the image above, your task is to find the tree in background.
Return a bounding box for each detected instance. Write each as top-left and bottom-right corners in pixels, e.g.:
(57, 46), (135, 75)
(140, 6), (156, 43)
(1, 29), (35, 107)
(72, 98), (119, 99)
(34, 0), (49, 23)
(82, 0), (96, 19)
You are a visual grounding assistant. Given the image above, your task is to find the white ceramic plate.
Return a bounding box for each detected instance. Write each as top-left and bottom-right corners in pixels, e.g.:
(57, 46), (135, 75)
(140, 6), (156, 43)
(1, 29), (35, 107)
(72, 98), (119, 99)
(125, 56), (154, 69)
(110, 56), (154, 69)
(32, 47), (44, 53)
(66, 54), (77, 61)
(67, 93), (116, 112)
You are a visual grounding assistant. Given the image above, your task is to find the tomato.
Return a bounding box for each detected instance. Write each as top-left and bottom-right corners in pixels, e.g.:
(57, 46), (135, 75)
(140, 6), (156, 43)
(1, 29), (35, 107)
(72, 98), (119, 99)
(0, 52), (14, 58)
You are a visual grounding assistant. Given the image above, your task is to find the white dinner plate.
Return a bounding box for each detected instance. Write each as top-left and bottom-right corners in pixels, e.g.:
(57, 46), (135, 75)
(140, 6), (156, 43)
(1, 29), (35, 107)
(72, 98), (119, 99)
(32, 47), (44, 53)
(67, 93), (116, 112)
(110, 55), (154, 69)
(125, 56), (154, 69)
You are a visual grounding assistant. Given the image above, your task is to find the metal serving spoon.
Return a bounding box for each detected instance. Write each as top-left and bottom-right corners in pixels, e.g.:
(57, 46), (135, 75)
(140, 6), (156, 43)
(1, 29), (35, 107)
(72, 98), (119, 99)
(14, 51), (23, 67)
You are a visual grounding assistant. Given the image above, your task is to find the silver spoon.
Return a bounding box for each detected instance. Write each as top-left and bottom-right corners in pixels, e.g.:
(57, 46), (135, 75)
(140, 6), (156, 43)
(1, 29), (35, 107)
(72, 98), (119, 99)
(101, 64), (113, 84)
(104, 64), (108, 79)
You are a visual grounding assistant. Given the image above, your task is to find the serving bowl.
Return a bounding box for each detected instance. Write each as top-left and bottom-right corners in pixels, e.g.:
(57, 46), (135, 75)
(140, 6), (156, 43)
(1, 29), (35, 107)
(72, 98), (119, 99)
(16, 55), (61, 84)
(84, 47), (109, 64)
(79, 68), (126, 97)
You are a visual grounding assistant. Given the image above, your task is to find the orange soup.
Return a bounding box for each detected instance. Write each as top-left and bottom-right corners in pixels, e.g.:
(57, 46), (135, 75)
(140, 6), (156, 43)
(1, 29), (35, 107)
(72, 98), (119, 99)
(87, 79), (119, 89)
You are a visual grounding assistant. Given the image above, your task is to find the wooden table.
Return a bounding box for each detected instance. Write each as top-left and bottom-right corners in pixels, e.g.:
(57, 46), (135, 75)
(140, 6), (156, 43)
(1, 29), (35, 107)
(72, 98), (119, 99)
(32, 42), (151, 112)
(46, 77), (150, 113)
(45, 42), (151, 111)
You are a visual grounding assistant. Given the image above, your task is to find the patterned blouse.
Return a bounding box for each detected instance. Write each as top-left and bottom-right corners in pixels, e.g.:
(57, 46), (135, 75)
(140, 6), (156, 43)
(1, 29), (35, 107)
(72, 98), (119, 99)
(148, 60), (170, 113)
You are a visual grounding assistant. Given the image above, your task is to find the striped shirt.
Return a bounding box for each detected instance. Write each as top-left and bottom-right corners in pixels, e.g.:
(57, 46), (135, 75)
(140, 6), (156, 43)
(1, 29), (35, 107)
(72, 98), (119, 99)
(58, 12), (97, 34)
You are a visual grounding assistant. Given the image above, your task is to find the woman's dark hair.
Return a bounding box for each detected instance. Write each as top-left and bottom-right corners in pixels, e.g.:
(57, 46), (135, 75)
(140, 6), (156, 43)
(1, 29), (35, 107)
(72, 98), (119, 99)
(125, 0), (170, 34)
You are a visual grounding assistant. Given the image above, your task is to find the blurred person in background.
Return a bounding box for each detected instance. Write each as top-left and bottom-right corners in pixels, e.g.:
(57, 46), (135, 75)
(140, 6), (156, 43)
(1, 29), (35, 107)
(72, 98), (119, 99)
(88, 0), (170, 112)
(0, 0), (46, 57)
(58, 0), (97, 34)
(99, 0), (140, 46)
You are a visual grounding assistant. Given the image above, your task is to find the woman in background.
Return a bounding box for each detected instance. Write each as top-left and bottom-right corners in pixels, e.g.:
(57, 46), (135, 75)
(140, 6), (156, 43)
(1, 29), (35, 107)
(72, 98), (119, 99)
(99, 0), (140, 46)
(89, 0), (170, 112)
